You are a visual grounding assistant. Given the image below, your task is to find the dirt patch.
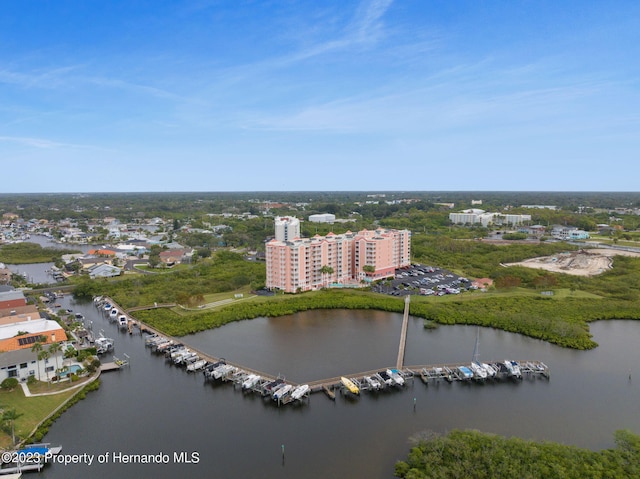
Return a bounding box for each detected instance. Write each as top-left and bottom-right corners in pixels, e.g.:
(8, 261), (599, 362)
(505, 248), (640, 276)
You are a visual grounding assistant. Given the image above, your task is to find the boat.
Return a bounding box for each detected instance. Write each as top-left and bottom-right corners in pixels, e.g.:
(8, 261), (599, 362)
(241, 374), (261, 390)
(262, 377), (284, 396)
(212, 364), (236, 380)
(377, 370), (394, 387)
(509, 360), (522, 379)
(340, 376), (360, 395)
(0, 443), (62, 474)
(364, 375), (382, 390)
(470, 361), (488, 380)
(118, 315), (128, 330)
(186, 358), (207, 372)
(103, 303), (112, 311)
(109, 308), (118, 319)
(273, 384), (293, 401)
(386, 368), (405, 386)
(203, 360), (226, 380)
(291, 384), (310, 400)
(94, 336), (114, 355)
(457, 366), (473, 380)
(482, 362), (497, 378)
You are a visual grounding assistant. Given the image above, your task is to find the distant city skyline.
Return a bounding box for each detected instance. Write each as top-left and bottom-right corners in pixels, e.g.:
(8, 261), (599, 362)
(1, 1), (639, 193)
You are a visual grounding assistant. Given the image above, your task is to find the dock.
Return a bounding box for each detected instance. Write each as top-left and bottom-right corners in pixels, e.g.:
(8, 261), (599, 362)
(94, 296), (550, 407)
(396, 295), (410, 369)
(100, 362), (122, 372)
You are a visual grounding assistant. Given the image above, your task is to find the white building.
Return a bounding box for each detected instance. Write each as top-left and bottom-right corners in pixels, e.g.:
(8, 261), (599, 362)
(449, 209), (531, 227)
(308, 213), (336, 224)
(274, 216), (301, 242)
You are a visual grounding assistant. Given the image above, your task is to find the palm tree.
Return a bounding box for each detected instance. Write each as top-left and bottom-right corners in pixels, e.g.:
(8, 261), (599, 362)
(3, 408), (23, 446)
(31, 340), (44, 381)
(319, 265), (334, 288)
(38, 350), (51, 382)
(48, 342), (63, 374)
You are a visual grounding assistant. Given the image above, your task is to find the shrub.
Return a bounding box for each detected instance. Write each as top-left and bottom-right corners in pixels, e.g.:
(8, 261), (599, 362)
(0, 377), (19, 390)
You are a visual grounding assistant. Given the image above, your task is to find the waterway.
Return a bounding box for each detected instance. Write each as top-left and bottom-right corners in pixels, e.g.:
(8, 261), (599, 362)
(40, 297), (640, 479)
(4, 235), (94, 284)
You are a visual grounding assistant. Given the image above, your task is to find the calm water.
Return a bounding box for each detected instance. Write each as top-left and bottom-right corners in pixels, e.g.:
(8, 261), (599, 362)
(5, 235), (94, 284)
(40, 297), (640, 479)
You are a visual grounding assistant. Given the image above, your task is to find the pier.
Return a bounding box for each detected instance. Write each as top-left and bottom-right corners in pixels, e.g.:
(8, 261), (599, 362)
(396, 295), (410, 369)
(95, 296), (550, 406)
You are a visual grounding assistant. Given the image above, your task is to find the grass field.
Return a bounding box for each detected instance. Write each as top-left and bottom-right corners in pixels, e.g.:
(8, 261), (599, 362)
(0, 386), (76, 449)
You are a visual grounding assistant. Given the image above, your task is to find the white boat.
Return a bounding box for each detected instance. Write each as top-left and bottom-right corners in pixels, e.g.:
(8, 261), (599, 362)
(364, 375), (382, 390)
(110, 308), (118, 318)
(103, 303), (112, 311)
(186, 359), (207, 372)
(510, 360), (522, 378)
(504, 360), (522, 378)
(470, 361), (488, 380)
(175, 352), (198, 365)
(118, 315), (128, 329)
(482, 362), (497, 378)
(291, 384), (310, 400)
(212, 364), (236, 379)
(94, 336), (114, 355)
(242, 374), (261, 389)
(273, 384), (292, 400)
(386, 369), (405, 386)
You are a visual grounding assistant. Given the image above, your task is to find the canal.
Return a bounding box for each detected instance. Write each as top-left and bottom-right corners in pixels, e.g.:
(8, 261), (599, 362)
(40, 297), (640, 479)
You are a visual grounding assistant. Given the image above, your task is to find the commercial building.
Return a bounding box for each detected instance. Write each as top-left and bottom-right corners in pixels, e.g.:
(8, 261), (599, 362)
(449, 209), (531, 227)
(308, 213), (335, 224)
(266, 228), (411, 293)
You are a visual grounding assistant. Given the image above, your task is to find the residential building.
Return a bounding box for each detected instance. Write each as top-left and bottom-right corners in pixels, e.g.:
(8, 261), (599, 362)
(274, 216), (301, 242)
(266, 228), (411, 293)
(88, 264), (122, 279)
(0, 290), (27, 310)
(0, 317), (68, 382)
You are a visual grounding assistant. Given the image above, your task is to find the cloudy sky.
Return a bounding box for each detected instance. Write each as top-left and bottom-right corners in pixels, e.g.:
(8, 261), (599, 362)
(1, 1), (639, 193)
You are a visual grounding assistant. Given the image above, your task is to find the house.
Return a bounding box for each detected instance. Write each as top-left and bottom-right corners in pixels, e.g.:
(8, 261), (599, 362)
(159, 249), (193, 266)
(0, 317), (68, 382)
(0, 290), (27, 310)
(88, 264), (122, 279)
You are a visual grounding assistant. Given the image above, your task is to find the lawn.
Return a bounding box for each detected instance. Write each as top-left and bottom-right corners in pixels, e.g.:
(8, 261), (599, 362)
(0, 386), (76, 449)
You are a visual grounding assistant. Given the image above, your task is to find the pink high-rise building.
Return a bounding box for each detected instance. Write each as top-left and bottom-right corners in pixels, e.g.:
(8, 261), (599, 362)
(266, 228), (411, 293)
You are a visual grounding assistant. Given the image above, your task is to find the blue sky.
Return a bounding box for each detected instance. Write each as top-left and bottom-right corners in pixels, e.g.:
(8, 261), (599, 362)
(1, 0), (639, 193)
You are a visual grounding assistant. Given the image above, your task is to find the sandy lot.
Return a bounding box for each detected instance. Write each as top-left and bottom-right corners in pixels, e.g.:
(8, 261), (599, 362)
(505, 248), (640, 276)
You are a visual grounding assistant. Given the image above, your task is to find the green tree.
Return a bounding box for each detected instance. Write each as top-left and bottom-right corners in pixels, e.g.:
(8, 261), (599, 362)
(38, 350), (51, 381)
(31, 340), (44, 381)
(320, 265), (334, 287)
(3, 408), (24, 445)
(48, 342), (63, 373)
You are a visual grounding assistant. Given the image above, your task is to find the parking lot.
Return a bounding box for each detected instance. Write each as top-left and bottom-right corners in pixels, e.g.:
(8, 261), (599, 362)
(370, 263), (475, 297)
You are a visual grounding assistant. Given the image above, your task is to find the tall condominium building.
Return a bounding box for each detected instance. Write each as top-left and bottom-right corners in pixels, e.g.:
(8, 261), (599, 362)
(266, 228), (411, 293)
(274, 216), (301, 242)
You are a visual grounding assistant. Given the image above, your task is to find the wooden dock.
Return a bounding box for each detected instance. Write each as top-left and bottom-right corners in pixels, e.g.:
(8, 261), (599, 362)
(396, 295), (410, 369)
(100, 362), (122, 372)
(97, 296), (550, 406)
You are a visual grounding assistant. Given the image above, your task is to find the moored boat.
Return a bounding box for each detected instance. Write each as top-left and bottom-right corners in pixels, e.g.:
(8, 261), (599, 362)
(291, 384), (310, 400)
(340, 376), (360, 395)
(386, 368), (405, 386)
